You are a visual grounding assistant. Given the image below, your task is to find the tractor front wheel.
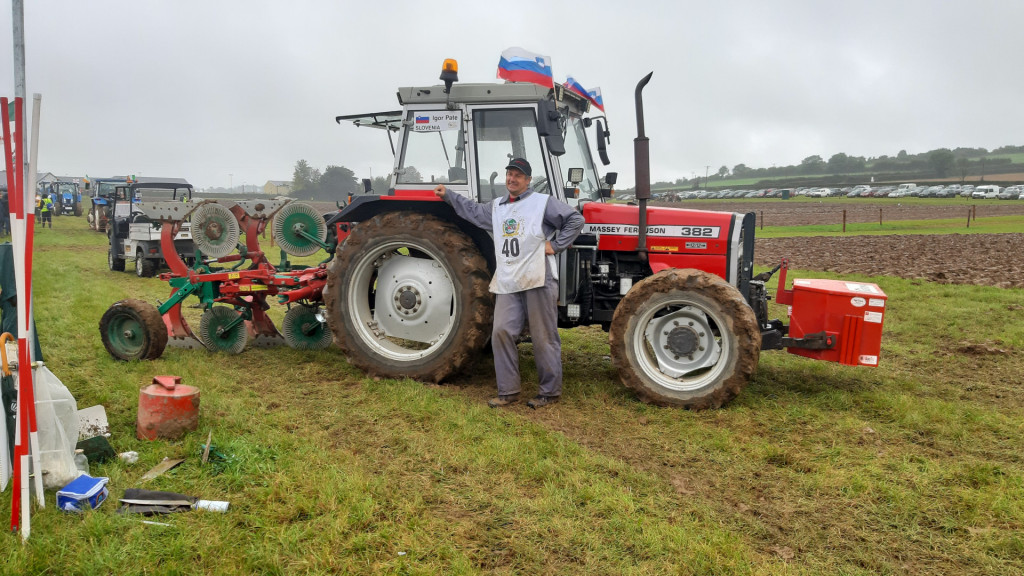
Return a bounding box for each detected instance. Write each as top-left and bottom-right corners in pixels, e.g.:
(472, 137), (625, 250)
(609, 269), (761, 409)
(324, 212), (493, 382)
(99, 299), (168, 361)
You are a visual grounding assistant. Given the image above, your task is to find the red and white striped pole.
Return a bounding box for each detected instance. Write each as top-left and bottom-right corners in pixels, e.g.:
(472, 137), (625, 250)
(3, 93), (41, 540)
(26, 93), (44, 510)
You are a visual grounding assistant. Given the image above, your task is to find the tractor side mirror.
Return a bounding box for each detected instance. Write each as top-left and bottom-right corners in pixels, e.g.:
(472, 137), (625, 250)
(600, 172), (617, 198)
(596, 119), (610, 166)
(537, 100), (565, 156)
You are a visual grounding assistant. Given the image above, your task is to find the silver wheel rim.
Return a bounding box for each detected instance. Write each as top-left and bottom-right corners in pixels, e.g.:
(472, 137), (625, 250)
(630, 295), (731, 392)
(345, 240), (458, 362)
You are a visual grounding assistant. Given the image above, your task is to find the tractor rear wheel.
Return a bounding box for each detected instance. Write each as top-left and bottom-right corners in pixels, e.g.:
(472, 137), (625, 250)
(609, 269), (761, 409)
(99, 299), (168, 361)
(324, 212), (493, 383)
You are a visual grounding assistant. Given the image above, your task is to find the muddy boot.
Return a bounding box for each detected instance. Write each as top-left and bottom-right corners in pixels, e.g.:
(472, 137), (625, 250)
(487, 393), (520, 408)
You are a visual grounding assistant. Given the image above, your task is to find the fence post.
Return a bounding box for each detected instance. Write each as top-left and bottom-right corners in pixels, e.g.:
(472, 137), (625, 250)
(967, 209), (971, 228)
(843, 209), (846, 233)
(760, 210), (763, 231)
(879, 207), (882, 226)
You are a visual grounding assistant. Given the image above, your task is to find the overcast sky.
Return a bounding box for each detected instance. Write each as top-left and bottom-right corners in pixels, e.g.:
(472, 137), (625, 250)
(3, 1), (1022, 190)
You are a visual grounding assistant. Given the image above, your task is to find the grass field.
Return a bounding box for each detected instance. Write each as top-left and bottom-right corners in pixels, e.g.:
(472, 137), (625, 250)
(2, 214), (1022, 575)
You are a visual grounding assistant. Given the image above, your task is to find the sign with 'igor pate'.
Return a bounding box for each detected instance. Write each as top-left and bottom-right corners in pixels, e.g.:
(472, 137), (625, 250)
(411, 111), (462, 132)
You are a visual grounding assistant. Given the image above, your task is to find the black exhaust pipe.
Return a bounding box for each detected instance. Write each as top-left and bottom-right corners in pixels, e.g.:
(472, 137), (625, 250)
(633, 72), (653, 260)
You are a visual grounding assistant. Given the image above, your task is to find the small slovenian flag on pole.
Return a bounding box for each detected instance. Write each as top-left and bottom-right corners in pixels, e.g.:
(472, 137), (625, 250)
(497, 47), (554, 89)
(564, 76), (605, 112)
(564, 76), (589, 99)
(586, 87), (605, 112)
(565, 76), (602, 112)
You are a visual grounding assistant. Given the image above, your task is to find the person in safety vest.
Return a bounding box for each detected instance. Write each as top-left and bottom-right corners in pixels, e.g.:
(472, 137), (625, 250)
(434, 158), (584, 409)
(40, 193), (55, 228)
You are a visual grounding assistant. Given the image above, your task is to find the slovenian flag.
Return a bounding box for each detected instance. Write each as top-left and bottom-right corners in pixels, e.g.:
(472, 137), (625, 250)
(497, 47), (553, 89)
(586, 86), (605, 112)
(565, 76), (605, 112)
(564, 76), (589, 99)
(415, 115), (430, 124)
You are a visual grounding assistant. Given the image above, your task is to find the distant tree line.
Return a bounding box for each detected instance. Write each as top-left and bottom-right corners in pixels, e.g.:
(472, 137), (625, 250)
(643, 144), (1024, 192)
(286, 160), (391, 202)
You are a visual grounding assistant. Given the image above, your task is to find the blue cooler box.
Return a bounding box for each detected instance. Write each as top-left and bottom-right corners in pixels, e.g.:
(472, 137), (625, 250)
(57, 475), (110, 512)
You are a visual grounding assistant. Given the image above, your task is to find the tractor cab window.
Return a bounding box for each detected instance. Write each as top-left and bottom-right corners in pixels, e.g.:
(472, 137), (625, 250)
(95, 181), (119, 198)
(560, 116), (601, 202)
(397, 110), (467, 185)
(472, 108), (547, 203)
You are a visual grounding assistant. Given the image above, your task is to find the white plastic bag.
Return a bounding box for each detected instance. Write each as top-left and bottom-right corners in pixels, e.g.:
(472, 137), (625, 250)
(32, 363), (79, 489)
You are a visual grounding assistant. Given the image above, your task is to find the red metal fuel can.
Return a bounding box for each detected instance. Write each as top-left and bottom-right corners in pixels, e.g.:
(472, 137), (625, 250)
(136, 375), (200, 440)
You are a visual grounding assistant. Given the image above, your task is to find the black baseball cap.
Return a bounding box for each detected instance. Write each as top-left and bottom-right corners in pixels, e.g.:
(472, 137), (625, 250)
(505, 158), (532, 177)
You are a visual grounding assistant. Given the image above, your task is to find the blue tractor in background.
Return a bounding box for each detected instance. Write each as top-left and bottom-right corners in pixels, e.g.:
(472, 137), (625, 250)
(86, 176), (130, 232)
(41, 180), (83, 217)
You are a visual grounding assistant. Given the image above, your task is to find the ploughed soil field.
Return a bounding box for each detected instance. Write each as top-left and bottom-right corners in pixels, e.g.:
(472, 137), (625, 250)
(699, 201), (1024, 289)
(754, 233), (1024, 289)
(687, 199), (1024, 227)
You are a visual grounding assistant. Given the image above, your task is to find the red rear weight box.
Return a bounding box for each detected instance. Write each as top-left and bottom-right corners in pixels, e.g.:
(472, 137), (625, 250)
(784, 278), (887, 366)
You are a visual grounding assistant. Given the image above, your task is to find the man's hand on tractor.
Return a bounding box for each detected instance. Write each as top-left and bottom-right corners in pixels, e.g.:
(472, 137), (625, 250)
(434, 184), (447, 199)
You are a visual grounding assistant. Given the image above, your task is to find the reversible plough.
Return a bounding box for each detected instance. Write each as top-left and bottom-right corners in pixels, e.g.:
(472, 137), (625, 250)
(100, 197), (337, 361)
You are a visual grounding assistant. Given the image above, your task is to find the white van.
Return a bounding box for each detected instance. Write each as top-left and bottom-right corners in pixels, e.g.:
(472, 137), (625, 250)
(972, 185), (1002, 199)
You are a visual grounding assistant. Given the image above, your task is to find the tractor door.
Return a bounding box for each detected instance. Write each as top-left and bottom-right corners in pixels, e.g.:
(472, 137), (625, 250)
(465, 105), (557, 204)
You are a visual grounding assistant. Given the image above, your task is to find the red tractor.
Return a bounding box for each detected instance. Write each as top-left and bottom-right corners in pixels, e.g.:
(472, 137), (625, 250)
(323, 60), (887, 409)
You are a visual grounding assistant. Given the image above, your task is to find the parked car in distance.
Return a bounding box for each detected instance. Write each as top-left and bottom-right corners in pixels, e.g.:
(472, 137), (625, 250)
(997, 185), (1021, 199)
(972, 185), (1002, 199)
(960, 185), (975, 197)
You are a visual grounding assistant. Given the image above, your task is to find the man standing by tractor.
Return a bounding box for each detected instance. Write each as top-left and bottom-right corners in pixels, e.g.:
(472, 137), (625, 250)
(434, 158), (584, 409)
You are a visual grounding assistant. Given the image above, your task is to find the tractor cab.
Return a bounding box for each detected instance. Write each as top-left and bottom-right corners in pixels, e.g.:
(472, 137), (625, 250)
(335, 60), (615, 219)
